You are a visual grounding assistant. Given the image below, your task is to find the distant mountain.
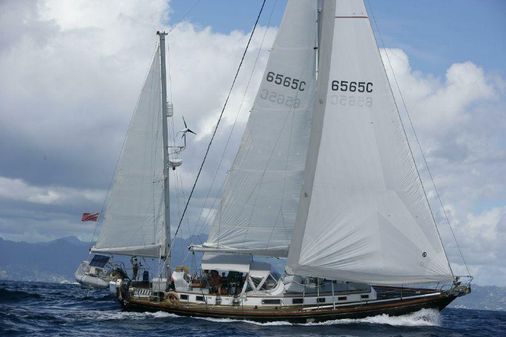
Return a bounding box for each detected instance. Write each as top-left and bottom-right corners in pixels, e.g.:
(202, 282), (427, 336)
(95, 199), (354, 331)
(0, 236), (91, 283)
(450, 285), (506, 311)
(1, 236), (504, 312)
(0, 235), (207, 283)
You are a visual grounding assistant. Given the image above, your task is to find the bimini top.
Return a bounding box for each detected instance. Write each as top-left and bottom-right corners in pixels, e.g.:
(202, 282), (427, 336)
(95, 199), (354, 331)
(201, 253), (271, 277)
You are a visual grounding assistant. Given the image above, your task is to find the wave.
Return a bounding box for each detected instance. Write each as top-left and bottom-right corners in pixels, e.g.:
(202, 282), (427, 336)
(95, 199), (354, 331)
(197, 316), (293, 326)
(59, 280), (80, 285)
(55, 304), (438, 327)
(81, 310), (179, 321)
(80, 293), (115, 302)
(0, 287), (42, 303)
(194, 308), (440, 327)
(303, 308), (441, 327)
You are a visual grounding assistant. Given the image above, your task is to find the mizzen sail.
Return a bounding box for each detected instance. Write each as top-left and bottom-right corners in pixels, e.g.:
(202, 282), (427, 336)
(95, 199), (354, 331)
(286, 0), (453, 284)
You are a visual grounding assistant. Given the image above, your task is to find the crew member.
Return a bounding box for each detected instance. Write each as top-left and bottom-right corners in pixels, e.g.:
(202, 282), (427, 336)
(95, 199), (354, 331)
(131, 256), (140, 280)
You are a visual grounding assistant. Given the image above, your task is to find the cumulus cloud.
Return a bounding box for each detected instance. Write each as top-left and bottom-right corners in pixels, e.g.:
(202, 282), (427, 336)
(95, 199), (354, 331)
(0, 1), (505, 286)
(0, 0), (274, 242)
(381, 48), (506, 285)
(0, 176), (104, 205)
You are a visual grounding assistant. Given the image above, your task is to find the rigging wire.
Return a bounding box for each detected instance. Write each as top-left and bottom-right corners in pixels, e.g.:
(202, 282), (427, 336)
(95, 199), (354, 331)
(366, 0), (471, 277)
(367, 4), (454, 277)
(166, 38), (191, 240)
(164, 0), (215, 260)
(170, 0), (268, 249)
(164, 33), (193, 265)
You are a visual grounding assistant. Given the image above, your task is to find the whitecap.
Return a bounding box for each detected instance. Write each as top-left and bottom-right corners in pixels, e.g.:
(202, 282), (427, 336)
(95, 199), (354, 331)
(195, 316), (293, 326)
(59, 280), (80, 285)
(81, 310), (179, 321)
(195, 308), (440, 327)
(149, 311), (178, 319)
(302, 308), (440, 327)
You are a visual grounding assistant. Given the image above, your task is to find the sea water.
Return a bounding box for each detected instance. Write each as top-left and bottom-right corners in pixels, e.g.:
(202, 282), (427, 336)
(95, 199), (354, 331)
(1, 280), (504, 336)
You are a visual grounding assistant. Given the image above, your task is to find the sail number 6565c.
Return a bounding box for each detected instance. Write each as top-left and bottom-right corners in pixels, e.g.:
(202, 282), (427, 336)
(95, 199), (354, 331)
(266, 72), (306, 91)
(331, 80), (373, 93)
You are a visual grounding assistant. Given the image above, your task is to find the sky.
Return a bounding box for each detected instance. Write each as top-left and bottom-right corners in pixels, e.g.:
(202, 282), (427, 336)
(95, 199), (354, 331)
(0, 0), (505, 286)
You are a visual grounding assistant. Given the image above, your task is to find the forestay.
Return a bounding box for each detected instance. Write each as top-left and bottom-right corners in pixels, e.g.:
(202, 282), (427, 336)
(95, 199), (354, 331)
(286, 0), (453, 284)
(196, 0), (318, 257)
(92, 47), (167, 258)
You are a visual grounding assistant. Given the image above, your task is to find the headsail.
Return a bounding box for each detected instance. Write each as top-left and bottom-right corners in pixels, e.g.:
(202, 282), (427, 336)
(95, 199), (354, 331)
(286, 0), (453, 284)
(195, 0), (318, 257)
(92, 47), (167, 258)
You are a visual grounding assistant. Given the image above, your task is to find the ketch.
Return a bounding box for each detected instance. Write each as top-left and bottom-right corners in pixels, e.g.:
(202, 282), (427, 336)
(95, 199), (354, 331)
(86, 0), (471, 323)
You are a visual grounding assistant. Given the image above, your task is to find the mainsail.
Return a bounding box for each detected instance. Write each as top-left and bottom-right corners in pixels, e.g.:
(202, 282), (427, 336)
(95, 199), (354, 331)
(196, 0), (318, 257)
(286, 0), (453, 284)
(92, 47), (167, 258)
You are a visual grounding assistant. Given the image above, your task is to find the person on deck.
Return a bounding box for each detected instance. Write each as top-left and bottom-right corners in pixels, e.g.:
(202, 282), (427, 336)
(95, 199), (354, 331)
(131, 256), (140, 280)
(209, 270), (221, 294)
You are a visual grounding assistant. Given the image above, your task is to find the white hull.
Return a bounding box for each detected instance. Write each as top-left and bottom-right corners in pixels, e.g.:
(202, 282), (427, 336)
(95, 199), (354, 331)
(75, 273), (110, 288)
(74, 260), (110, 288)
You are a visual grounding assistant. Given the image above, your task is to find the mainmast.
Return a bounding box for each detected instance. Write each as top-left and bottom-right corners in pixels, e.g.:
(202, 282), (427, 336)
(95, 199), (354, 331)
(157, 31), (171, 264)
(316, 0), (323, 77)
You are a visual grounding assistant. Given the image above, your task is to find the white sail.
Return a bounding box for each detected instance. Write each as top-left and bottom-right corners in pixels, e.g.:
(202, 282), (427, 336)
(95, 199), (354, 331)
(196, 0), (318, 257)
(286, 0), (453, 284)
(92, 47), (167, 258)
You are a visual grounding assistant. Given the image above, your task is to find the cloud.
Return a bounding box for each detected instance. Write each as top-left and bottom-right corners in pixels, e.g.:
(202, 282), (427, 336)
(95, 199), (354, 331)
(0, 0), (274, 242)
(0, 1), (505, 286)
(381, 49), (497, 133)
(381, 48), (506, 285)
(0, 176), (104, 205)
(0, 0), (169, 189)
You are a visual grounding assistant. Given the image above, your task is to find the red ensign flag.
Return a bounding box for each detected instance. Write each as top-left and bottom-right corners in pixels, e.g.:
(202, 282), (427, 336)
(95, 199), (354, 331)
(81, 212), (99, 222)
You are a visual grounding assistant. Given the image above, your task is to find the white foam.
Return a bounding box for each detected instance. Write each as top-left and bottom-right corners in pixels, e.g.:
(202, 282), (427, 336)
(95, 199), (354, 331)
(78, 308), (440, 326)
(149, 311), (177, 318)
(195, 308), (440, 327)
(303, 308), (441, 327)
(83, 310), (179, 321)
(59, 280), (80, 285)
(196, 316), (293, 326)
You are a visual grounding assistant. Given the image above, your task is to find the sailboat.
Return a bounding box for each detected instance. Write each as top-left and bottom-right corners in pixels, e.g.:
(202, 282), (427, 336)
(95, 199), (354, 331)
(103, 0), (471, 323)
(74, 31), (175, 288)
(74, 254), (127, 288)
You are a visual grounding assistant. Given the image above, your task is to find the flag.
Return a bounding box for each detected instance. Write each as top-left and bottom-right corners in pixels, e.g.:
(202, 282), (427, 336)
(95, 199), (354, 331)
(81, 212), (99, 222)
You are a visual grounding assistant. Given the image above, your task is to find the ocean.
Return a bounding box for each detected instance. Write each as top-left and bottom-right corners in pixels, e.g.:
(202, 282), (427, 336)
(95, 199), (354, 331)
(1, 280), (504, 337)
